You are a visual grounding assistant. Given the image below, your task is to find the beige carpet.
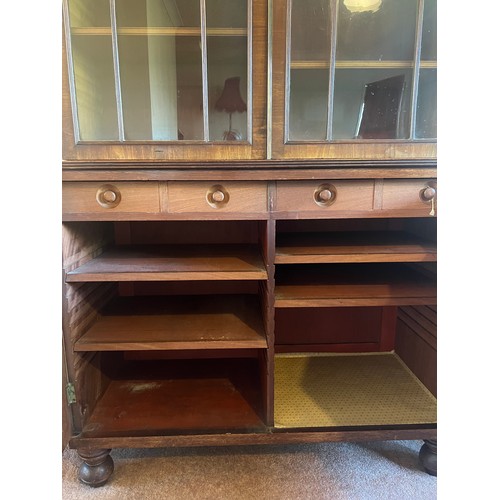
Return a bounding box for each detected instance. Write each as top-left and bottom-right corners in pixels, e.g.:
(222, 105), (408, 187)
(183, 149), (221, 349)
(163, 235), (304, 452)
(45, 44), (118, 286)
(62, 440), (436, 499)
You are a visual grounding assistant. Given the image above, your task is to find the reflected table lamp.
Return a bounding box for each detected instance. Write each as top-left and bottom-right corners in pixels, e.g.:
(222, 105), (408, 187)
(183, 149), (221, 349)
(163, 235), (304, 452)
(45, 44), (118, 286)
(215, 76), (247, 140)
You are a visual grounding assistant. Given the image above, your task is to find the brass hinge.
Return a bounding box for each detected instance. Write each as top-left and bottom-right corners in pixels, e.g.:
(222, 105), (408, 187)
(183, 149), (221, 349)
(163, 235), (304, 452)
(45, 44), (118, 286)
(66, 383), (76, 405)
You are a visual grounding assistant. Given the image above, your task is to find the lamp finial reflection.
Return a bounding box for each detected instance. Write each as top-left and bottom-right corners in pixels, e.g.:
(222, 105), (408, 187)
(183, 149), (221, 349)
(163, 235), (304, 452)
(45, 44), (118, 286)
(215, 76), (247, 141)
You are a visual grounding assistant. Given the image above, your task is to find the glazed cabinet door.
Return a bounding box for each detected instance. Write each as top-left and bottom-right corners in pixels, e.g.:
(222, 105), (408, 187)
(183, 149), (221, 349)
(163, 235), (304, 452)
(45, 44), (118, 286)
(271, 0), (437, 160)
(62, 0), (267, 162)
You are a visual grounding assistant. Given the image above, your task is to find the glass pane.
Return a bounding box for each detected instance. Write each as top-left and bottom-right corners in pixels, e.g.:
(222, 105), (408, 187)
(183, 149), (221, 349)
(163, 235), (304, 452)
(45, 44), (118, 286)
(331, 0), (418, 140)
(336, 0), (418, 61)
(289, 69), (329, 141)
(332, 69), (413, 139)
(207, 1), (248, 141)
(416, 0), (436, 139)
(290, 0), (331, 61)
(288, 0), (332, 141)
(421, 0), (437, 61)
(415, 69), (436, 139)
(68, 0), (110, 27)
(68, 0), (119, 140)
(206, 0), (246, 28)
(116, 0), (200, 27)
(115, 0), (203, 140)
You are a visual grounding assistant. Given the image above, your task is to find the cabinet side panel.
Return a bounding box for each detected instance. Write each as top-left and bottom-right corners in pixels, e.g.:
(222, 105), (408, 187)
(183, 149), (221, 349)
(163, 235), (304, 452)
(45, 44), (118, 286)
(395, 306), (437, 396)
(62, 222), (117, 431)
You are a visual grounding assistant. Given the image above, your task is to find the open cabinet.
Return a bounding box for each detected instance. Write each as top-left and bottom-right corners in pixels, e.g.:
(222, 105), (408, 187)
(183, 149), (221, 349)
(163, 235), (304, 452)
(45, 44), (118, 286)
(62, 0), (437, 487)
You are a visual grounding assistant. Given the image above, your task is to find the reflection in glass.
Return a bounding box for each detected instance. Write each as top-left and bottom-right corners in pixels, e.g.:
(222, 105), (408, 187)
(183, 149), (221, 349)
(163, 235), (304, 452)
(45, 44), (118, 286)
(207, 1), (248, 141)
(68, 0), (111, 28)
(332, 68), (412, 139)
(336, 0), (417, 61)
(116, 0), (200, 27)
(116, 0), (203, 140)
(70, 35), (119, 140)
(208, 36), (248, 141)
(68, 0), (118, 140)
(356, 74), (406, 139)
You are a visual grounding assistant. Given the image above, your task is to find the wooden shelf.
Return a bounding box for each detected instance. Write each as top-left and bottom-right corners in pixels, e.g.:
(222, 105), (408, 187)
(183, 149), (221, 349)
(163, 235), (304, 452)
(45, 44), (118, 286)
(290, 60), (437, 70)
(275, 263), (436, 308)
(75, 295), (267, 351)
(66, 245), (267, 282)
(275, 231), (437, 264)
(274, 353), (437, 428)
(71, 27), (247, 36)
(79, 359), (266, 438)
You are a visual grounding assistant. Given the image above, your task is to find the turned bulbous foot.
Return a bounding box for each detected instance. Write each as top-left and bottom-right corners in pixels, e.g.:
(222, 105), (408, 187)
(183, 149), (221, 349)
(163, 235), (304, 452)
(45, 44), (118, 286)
(419, 439), (437, 476)
(77, 448), (114, 487)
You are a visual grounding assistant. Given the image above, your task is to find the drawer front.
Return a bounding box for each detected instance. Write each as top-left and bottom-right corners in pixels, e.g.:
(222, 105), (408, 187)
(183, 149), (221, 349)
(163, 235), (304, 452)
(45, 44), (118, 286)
(62, 182), (160, 214)
(167, 182), (268, 214)
(382, 180), (437, 214)
(275, 181), (374, 213)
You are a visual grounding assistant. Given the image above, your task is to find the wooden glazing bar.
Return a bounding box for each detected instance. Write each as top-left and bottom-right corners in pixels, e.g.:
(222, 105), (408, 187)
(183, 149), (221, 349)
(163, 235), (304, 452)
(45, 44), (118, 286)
(200, 0), (210, 141)
(409, 0), (425, 138)
(326, 0), (339, 141)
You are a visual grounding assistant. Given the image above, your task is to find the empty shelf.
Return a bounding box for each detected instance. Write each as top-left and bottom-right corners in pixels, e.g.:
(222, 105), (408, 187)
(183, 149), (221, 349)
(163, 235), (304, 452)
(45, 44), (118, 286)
(75, 295), (267, 351)
(66, 244), (267, 282)
(79, 359), (266, 438)
(275, 263), (436, 307)
(275, 231), (437, 264)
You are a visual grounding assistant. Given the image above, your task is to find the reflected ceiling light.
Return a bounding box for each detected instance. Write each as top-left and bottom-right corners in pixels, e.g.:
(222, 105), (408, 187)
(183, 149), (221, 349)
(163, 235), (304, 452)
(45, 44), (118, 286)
(344, 0), (382, 13)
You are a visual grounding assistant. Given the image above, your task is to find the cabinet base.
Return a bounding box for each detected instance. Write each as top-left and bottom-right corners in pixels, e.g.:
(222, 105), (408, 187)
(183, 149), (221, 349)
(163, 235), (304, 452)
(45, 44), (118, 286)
(419, 439), (437, 476)
(77, 448), (114, 487)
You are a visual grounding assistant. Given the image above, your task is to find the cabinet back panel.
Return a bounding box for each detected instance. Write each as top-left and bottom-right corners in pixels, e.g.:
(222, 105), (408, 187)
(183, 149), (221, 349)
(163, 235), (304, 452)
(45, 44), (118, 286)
(275, 307), (382, 347)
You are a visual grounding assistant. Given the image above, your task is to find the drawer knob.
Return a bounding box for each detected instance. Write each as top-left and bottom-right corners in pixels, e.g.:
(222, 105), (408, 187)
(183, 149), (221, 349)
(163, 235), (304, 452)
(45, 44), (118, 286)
(421, 186), (436, 201)
(212, 190), (225, 203)
(96, 184), (121, 208)
(102, 190), (117, 203)
(420, 185), (437, 217)
(318, 189), (333, 202)
(314, 184), (337, 207)
(206, 185), (230, 208)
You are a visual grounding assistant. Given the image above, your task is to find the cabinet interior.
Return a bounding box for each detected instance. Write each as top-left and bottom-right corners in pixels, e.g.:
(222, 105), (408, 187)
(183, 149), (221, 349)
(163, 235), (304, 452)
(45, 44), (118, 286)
(63, 217), (436, 438)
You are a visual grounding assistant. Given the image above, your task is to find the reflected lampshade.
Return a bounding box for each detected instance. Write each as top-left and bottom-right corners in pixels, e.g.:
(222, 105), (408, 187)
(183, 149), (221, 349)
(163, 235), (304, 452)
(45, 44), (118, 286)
(215, 77), (247, 114)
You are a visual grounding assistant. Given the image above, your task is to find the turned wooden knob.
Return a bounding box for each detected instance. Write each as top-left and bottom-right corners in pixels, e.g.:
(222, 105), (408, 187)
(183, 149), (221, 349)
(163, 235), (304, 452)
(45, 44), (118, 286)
(421, 186), (436, 201)
(314, 184), (336, 207)
(102, 190), (117, 203)
(96, 184), (121, 208)
(318, 189), (333, 202)
(206, 185), (229, 208)
(212, 190), (225, 203)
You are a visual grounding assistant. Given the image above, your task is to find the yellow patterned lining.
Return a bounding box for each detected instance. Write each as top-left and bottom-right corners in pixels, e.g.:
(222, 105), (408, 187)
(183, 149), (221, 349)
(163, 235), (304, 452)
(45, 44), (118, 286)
(274, 353), (437, 428)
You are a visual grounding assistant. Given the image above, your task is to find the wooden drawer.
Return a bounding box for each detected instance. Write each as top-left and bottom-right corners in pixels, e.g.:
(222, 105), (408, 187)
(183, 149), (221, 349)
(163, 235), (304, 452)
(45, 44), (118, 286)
(275, 181), (374, 214)
(382, 180), (437, 215)
(167, 182), (268, 214)
(62, 182), (160, 215)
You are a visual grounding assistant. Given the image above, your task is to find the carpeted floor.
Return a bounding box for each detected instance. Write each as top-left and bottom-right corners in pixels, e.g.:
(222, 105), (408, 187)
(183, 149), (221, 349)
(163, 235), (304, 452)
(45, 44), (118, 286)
(62, 440), (436, 499)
